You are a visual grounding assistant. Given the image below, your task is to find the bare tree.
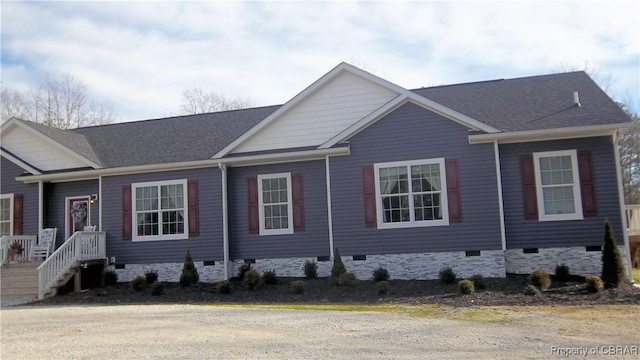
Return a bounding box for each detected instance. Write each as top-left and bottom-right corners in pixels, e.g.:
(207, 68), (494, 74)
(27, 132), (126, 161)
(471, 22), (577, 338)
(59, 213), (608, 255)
(178, 88), (253, 115)
(618, 103), (640, 204)
(1, 73), (116, 128)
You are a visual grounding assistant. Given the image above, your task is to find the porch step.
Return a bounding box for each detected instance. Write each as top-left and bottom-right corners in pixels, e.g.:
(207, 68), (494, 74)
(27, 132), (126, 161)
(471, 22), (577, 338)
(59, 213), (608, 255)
(1, 262), (41, 297)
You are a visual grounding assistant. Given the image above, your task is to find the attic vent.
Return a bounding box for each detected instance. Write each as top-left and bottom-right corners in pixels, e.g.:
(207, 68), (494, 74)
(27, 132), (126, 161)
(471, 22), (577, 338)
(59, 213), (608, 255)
(573, 91), (582, 107)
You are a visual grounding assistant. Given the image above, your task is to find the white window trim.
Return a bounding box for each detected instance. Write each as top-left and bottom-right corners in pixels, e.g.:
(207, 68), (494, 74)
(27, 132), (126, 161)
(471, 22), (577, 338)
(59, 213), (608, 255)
(132, 179), (189, 242)
(0, 194), (14, 236)
(533, 150), (584, 222)
(374, 158), (449, 229)
(258, 172), (294, 236)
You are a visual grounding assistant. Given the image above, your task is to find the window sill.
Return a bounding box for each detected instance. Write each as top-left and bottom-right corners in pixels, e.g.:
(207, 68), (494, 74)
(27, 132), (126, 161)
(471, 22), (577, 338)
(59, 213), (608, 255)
(132, 234), (189, 242)
(259, 228), (294, 236)
(377, 219), (450, 229)
(538, 213), (584, 222)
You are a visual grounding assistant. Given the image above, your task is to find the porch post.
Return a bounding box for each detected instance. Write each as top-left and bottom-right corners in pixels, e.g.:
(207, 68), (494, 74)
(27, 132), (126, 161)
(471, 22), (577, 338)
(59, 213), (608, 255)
(38, 181), (43, 232)
(613, 132), (633, 282)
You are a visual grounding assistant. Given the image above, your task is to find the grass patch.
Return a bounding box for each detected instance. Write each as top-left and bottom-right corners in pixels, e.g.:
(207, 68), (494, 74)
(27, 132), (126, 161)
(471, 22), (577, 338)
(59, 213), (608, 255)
(633, 268), (640, 283)
(206, 303), (510, 323)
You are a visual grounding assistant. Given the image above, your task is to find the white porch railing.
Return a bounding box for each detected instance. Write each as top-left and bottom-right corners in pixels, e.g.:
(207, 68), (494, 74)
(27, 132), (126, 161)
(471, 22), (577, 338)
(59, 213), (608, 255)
(37, 231), (106, 299)
(626, 205), (640, 237)
(0, 235), (36, 266)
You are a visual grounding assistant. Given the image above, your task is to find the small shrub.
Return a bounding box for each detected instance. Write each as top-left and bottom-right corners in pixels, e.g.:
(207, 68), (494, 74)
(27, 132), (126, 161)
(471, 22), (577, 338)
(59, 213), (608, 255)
(375, 280), (389, 295)
(372, 267), (390, 282)
(243, 269), (262, 290)
(601, 221), (625, 288)
(458, 279), (475, 294)
(554, 264), (571, 283)
(150, 282), (164, 296)
(263, 270), (278, 285)
(237, 263), (251, 281)
(303, 260), (318, 279)
(529, 269), (551, 291)
(291, 280), (306, 294)
(144, 270), (159, 285)
(438, 267), (457, 284)
(468, 274), (486, 290)
(131, 275), (146, 292)
(217, 280), (232, 294)
(330, 248), (347, 285)
(523, 284), (542, 296)
(103, 270), (118, 286)
(180, 250), (200, 287)
(338, 272), (357, 287)
(586, 275), (604, 293)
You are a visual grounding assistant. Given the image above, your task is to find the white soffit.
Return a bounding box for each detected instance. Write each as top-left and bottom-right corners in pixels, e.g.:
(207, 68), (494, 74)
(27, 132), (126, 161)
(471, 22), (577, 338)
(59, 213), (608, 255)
(232, 71), (399, 153)
(1, 125), (89, 171)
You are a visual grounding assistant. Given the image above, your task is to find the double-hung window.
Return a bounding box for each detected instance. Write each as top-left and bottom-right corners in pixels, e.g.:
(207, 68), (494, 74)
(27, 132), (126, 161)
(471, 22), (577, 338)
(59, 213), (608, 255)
(533, 150), (583, 221)
(374, 158), (449, 229)
(132, 180), (188, 241)
(258, 173), (293, 235)
(0, 194), (13, 236)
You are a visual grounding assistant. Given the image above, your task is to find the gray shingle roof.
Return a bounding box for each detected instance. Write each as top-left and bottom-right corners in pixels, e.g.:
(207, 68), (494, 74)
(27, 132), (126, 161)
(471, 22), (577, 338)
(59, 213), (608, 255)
(412, 71), (630, 132)
(71, 106), (280, 167)
(16, 119), (102, 165)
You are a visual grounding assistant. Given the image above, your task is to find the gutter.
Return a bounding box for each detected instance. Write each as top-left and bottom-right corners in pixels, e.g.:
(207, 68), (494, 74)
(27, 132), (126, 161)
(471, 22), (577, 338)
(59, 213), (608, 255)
(218, 163), (230, 280)
(15, 147), (350, 183)
(468, 123), (631, 144)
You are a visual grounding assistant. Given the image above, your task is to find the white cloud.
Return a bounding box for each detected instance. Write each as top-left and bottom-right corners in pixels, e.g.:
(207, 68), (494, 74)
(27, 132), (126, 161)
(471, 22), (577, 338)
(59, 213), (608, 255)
(2, 1), (638, 121)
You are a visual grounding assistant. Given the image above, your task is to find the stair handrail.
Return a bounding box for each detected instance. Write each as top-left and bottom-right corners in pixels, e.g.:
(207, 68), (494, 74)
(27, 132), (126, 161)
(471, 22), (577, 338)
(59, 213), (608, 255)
(37, 231), (107, 299)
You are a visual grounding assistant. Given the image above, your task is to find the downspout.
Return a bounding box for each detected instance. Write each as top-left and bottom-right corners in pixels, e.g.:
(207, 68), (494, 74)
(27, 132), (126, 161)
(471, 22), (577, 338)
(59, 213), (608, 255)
(219, 163), (230, 279)
(612, 132), (633, 282)
(493, 141), (507, 251)
(98, 175), (103, 231)
(325, 155), (335, 258)
(38, 181), (43, 231)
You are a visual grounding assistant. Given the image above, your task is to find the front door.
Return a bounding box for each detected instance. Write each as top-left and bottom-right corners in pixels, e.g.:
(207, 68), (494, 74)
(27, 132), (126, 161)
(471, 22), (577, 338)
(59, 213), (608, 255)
(67, 197), (90, 240)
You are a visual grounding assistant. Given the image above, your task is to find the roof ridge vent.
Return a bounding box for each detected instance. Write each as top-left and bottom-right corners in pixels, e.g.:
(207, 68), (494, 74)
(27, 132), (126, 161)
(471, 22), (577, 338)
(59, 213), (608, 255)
(573, 91), (582, 107)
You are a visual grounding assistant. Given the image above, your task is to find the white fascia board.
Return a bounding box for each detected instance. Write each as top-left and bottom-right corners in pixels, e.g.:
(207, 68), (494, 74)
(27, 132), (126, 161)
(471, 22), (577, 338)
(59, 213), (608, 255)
(468, 123), (632, 144)
(0, 149), (42, 175)
(2, 118), (103, 169)
(212, 62), (408, 159)
(16, 147), (350, 183)
(320, 94), (500, 149)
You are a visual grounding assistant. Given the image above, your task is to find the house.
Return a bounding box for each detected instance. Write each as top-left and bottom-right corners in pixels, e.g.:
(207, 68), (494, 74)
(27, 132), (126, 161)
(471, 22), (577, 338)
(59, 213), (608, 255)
(0, 63), (634, 291)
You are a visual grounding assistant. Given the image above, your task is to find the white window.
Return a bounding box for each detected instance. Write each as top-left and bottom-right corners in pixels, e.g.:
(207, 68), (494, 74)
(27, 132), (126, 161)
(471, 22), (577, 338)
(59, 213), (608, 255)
(533, 150), (583, 221)
(258, 173), (293, 235)
(132, 180), (188, 241)
(0, 194), (13, 236)
(374, 158), (449, 229)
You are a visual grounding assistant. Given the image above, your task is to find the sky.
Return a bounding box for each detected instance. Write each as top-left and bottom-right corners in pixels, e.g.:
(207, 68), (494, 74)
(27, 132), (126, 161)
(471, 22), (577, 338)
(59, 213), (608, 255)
(2, 1), (639, 123)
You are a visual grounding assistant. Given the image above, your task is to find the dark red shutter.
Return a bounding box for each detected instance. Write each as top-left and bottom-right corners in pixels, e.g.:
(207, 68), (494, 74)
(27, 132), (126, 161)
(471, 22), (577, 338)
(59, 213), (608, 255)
(363, 166), (376, 227)
(292, 173), (304, 231)
(578, 150), (596, 216)
(188, 180), (199, 236)
(122, 186), (131, 240)
(521, 155), (538, 220)
(13, 194), (23, 235)
(445, 159), (462, 222)
(248, 177), (259, 234)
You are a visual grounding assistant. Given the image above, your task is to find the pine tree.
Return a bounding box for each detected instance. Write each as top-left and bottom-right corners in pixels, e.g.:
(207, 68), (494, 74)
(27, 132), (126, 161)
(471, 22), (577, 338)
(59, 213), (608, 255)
(601, 221), (625, 288)
(180, 250), (200, 287)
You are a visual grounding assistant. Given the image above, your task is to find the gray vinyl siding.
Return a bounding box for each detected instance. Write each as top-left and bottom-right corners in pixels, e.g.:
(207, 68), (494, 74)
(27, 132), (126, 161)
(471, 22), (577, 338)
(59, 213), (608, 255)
(44, 180), (99, 247)
(228, 161), (329, 260)
(330, 102), (502, 256)
(500, 136), (624, 248)
(101, 168), (223, 263)
(0, 158), (39, 236)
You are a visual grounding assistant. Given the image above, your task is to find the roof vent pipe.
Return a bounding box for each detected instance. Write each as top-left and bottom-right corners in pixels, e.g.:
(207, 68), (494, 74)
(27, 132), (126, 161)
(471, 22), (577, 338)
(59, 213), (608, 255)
(573, 91), (582, 107)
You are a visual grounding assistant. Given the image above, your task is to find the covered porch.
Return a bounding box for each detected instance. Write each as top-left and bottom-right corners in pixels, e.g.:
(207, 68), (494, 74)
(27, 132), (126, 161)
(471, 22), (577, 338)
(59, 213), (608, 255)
(627, 205), (640, 268)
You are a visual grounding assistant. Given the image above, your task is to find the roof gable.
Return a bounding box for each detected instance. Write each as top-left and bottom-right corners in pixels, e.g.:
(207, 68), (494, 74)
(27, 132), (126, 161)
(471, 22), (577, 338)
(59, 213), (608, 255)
(0, 118), (102, 171)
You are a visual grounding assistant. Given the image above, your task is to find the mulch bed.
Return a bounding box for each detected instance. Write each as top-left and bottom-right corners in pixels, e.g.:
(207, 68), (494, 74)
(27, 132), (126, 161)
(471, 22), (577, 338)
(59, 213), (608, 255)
(30, 274), (640, 307)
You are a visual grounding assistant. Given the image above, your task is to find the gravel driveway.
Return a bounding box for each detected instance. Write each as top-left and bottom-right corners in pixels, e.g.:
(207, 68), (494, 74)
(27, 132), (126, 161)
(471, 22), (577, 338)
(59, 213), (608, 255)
(1, 304), (638, 359)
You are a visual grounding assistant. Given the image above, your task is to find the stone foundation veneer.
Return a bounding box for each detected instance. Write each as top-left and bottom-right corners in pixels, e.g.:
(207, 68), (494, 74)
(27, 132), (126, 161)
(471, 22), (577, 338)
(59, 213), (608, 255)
(113, 262), (226, 283)
(505, 247), (629, 276)
(234, 250), (506, 280)
(112, 250), (507, 283)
